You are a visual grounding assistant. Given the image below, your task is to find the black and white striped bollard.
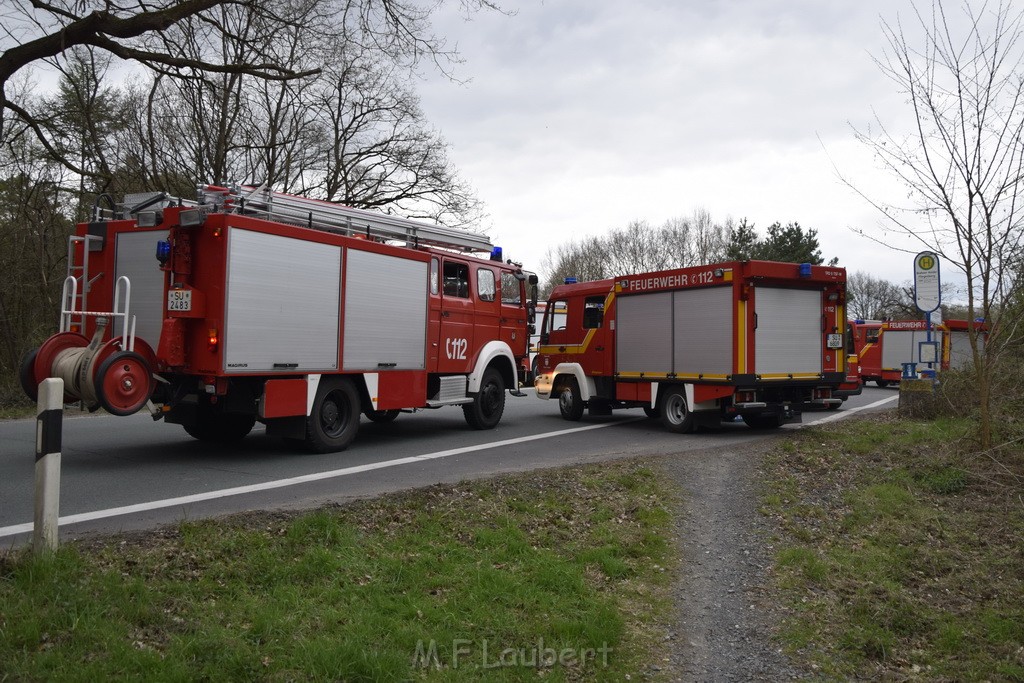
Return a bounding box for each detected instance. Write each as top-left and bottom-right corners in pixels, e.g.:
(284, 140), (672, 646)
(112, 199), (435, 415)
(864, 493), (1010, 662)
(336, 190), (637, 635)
(34, 378), (63, 554)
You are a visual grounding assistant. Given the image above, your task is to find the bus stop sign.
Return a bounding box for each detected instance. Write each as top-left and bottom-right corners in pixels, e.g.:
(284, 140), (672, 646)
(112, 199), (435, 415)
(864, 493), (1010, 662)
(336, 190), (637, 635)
(914, 251), (941, 312)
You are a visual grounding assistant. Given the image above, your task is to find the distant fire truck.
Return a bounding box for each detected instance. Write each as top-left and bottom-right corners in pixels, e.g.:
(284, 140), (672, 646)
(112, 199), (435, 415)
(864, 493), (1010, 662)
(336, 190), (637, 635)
(850, 319), (947, 386)
(21, 185), (537, 452)
(946, 319), (987, 370)
(533, 261), (848, 431)
(849, 317), (986, 385)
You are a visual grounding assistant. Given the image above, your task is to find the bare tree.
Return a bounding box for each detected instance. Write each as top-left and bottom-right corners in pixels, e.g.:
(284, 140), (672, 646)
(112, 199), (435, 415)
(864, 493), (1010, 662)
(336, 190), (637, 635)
(0, 0), (500, 178)
(306, 50), (483, 224)
(0, 136), (75, 398)
(541, 211), (732, 295)
(852, 0), (1024, 448)
(847, 271), (909, 320)
(0, 0), (321, 170)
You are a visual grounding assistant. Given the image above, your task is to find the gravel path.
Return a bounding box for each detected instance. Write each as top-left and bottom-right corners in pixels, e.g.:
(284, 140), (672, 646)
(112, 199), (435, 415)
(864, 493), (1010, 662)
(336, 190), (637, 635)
(658, 442), (806, 682)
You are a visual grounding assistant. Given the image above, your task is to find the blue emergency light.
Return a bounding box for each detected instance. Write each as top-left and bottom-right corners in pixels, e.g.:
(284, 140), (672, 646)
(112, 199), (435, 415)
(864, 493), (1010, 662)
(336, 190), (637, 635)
(156, 240), (171, 266)
(798, 262), (812, 278)
(490, 246), (503, 262)
(565, 277), (578, 284)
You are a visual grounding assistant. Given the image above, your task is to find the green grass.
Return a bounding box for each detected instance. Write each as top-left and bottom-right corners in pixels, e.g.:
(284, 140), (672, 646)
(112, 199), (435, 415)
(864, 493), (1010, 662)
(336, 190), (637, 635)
(763, 413), (1024, 681)
(0, 461), (676, 681)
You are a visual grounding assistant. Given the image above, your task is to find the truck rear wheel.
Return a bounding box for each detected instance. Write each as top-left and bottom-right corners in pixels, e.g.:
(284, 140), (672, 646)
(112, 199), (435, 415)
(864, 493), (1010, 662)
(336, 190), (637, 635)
(875, 380), (890, 388)
(183, 399), (256, 443)
(660, 388), (695, 433)
(463, 367), (505, 429)
(557, 378), (585, 421)
(306, 378), (361, 452)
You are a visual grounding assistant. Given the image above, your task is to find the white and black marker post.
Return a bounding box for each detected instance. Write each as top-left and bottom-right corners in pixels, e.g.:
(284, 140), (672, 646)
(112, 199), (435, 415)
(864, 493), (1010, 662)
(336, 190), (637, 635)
(34, 377), (63, 554)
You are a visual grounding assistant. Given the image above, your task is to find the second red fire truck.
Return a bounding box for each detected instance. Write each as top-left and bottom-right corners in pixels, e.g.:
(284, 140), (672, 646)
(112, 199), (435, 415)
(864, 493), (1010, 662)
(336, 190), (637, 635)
(534, 260), (848, 431)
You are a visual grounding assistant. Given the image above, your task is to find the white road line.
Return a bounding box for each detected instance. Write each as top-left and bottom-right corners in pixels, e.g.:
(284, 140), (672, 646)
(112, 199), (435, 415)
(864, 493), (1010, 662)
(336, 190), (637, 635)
(0, 420), (627, 539)
(0, 395), (900, 539)
(800, 394), (900, 426)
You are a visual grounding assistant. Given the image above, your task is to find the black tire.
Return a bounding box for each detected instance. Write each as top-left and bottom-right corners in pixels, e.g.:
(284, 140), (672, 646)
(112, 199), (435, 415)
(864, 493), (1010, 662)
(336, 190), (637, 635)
(183, 399), (256, 443)
(463, 367), (505, 429)
(557, 378), (585, 421)
(531, 357), (540, 385)
(19, 348), (39, 402)
(305, 378), (361, 452)
(660, 388), (695, 433)
(364, 409), (400, 423)
(642, 406), (658, 419)
(875, 380), (890, 388)
(742, 413), (782, 429)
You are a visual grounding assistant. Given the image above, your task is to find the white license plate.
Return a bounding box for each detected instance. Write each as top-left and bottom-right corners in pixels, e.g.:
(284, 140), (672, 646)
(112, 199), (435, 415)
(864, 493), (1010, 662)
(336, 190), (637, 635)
(167, 289), (192, 311)
(826, 333), (843, 349)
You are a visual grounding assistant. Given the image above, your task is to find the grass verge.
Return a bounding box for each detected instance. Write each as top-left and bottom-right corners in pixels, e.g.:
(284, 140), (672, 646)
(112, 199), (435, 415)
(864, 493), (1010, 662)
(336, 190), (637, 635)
(763, 413), (1024, 680)
(0, 460), (675, 681)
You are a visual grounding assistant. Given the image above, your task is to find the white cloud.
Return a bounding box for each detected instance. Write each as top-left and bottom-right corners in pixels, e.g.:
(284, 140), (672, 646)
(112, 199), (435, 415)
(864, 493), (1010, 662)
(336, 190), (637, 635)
(417, 0), (965, 287)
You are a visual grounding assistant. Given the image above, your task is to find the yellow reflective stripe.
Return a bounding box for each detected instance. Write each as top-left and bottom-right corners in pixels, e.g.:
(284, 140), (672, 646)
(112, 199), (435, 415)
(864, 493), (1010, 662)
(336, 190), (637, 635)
(676, 374), (730, 381)
(736, 299), (746, 374)
(836, 304), (845, 372)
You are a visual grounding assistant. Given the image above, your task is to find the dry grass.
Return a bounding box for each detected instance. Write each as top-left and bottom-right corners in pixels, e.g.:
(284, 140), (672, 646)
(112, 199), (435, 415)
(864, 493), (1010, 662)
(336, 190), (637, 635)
(763, 413), (1024, 680)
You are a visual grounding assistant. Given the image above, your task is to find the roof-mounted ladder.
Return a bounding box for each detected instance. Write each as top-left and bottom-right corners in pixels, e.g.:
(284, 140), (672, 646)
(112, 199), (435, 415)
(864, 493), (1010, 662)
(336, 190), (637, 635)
(196, 184), (494, 254)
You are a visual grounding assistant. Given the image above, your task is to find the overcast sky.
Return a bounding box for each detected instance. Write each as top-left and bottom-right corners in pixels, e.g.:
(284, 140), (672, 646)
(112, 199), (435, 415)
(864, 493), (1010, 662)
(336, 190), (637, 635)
(416, 0), (955, 287)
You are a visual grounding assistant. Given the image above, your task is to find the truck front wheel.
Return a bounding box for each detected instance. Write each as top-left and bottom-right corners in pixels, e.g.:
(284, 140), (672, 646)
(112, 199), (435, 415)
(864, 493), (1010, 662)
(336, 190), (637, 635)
(557, 378), (585, 421)
(306, 378), (361, 452)
(364, 409), (400, 423)
(464, 367), (505, 429)
(660, 388), (695, 433)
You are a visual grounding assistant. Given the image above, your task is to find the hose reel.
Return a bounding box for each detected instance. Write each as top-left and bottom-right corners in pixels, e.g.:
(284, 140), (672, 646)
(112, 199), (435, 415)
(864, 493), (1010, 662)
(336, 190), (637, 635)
(21, 317), (156, 416)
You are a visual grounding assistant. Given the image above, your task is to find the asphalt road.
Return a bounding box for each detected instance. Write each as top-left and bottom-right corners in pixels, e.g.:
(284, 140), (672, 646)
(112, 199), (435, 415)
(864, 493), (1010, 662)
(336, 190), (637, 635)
(0, 386), (897, 546)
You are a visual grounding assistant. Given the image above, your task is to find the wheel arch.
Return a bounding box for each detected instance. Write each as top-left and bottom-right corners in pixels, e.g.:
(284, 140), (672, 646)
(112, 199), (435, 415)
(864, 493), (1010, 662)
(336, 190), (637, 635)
(468, 341), (516, 393)
(549, 363), (596, 401)
(305, 373), (369, 415)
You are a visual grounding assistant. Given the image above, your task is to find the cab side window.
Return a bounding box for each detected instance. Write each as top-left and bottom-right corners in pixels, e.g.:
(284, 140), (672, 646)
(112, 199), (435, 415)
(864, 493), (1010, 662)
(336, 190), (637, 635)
(546, 301), (568, 334)
(443, 261), (469, 298)
(582, 296), (604, 329)
(501, 272), (521, 305)
(478, 268), (496, 302)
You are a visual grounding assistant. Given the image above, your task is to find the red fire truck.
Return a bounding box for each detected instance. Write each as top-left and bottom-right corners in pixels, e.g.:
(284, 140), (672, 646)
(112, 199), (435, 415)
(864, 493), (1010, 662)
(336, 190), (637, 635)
(850, 319), (948, 387)
(533, 260), (848, 431)
(946, 319), (987, 369)
(20, 185), (537, 452)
